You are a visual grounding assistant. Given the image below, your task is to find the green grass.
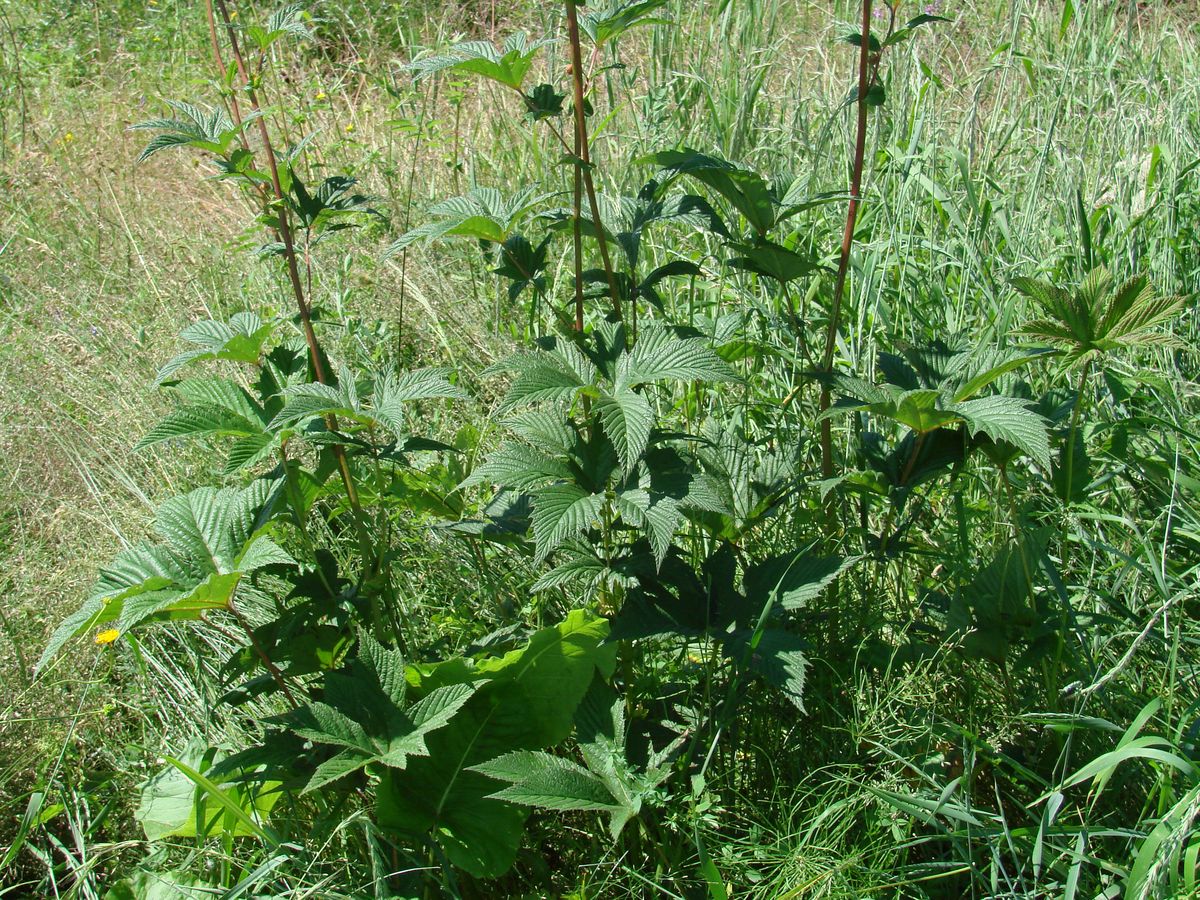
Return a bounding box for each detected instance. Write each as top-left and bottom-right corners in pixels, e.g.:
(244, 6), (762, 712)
(1, 0), (1199, 896)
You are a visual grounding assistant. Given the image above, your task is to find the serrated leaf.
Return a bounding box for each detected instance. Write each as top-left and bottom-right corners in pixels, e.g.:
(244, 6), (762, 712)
(462, 443), (573, 491)
(743, 553), (851, 610)
(531, 486), (605, 562)
(952, 395), (1051, 470)
(623, 325), (738, 386)
(597, 387), (654, 472)
(475, 751), (619, 811)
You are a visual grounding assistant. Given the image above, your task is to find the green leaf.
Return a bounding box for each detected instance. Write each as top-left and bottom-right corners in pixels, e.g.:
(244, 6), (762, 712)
(597, 387), (654, 473)
(385, 186), (547, 256)
(494, 350), (592, 411)
(615, 489), (681, 567)
(136, 747), (280, 845)
(409, 33), (551, 90)
(727, 239), (819, 284)
(39, 482), (285, 669)
(743, 553), (852, 610)
(952, 395), (1051, 470)
(461, 443), (573, 491)
(103, 871), (210, 900)
(622, 324), (738, 386)
(474, 751), (619, 811)
(269, 382), (354, 431)
(531, 485), (606, 562)
(581, 0), (671, 44)
(155, 488), (236, 574)
(377, 610), (613, 878)
(648, 149), (779, 237)
(155, 312), (274, 383)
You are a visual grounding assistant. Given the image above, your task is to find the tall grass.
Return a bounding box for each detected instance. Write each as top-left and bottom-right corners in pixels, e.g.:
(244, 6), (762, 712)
(1, 0), (1197, 896)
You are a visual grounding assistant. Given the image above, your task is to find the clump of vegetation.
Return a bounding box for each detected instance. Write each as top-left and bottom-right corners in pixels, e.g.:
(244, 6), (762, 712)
(1, 0), (1198, 897)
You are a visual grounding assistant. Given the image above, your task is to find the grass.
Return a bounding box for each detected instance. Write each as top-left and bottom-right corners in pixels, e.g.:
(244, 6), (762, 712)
(1, 0), (1199, 896)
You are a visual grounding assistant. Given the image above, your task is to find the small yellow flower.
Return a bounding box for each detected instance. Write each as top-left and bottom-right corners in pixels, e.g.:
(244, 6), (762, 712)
(63, 132), (74, 143)
(95, 629), (120, 645)
(344, 123), (355, 133)
(315, 91), (326, 101)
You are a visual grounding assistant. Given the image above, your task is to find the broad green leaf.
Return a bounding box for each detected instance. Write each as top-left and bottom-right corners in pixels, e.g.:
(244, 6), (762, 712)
(461, 443), (573, 491)
(743, 553), (852, 610)
(103, 871), (210, 900)
(952, 395), (1051, 470)
(623, 324), (738, 386)
(377, 610), (613, 878)
(727, 240), (819, 284)
(136, 747), (280, 844)
(580, 0), (671, 44)
(531, 485), (606, 562)
(597, 387), (654, 472)
(649, 149), (778, 237)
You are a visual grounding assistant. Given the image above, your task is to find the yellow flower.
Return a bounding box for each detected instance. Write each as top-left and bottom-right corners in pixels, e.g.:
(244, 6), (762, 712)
(63, 132), (74, 143)
(344, 123), (355, 133)
(315, 91), (326, 101)
(95, 629), (120, 645)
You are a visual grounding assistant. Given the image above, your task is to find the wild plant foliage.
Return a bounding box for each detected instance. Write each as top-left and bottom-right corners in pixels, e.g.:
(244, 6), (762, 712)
(23, 1), (1197, 898)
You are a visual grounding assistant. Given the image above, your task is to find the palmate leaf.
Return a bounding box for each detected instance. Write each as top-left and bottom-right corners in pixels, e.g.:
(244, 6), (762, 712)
(409, 32), (552, 90)
(580, 0), (672, 44)
(377, 610), (614, 878)
(131, 100), (262, 163)
(155, 312), (275, 384)
(155, 488), (237, 574)
(270, 368), (465, 441)
(385, 186), (547, 256)
(1098, 274), (1185, 347)
(530, 543), (609, 592)
(828, 368), (1052, 471)
(287, 631), (478, 792)
(269, 382), (354, 431)
(37, 481), (287, 670)
(245, 3), (315, 50)
(1013, 266), (1183, 365)
(476, 683), (680, 841)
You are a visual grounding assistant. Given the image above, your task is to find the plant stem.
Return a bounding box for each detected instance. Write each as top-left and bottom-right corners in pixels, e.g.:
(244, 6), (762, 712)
(819, 0), (875, 480)
(1063, 358), (1092, 505)
(223, 602), (299, 708)
(211, 0), (378, 603)
(564, 0), (623, 325)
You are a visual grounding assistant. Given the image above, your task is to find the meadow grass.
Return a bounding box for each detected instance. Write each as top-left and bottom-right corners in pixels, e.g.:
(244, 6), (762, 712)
(1, 0), (1198, 896)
